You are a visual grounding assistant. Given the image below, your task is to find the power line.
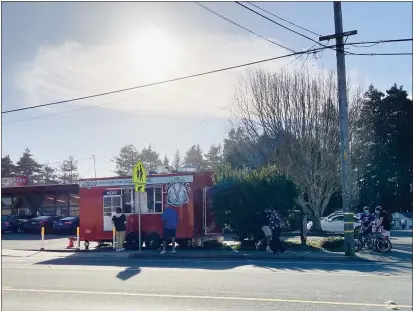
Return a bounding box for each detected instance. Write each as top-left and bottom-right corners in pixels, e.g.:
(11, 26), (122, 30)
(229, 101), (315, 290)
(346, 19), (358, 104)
(235, 2), (350, 55)
(1, 45), (328, 115)
(3, 38), (409, 117)
(6, 156), (93, 168)
(178, 44), (317, 136)
(346, 38), (413, 48)
(3, 96), (141, 124)
(194, 2), (295, 52)
(348, 52), (412, 56)
(246, 1), (322, 37)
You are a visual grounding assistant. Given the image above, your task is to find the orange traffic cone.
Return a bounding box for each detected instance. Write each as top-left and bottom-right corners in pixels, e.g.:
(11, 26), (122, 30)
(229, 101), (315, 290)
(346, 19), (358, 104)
(67, 237), (74, 248)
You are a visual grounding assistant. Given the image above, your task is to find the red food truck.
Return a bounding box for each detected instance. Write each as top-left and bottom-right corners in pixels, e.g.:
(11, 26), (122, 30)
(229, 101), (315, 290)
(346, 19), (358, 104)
(78, 171), (223, 250)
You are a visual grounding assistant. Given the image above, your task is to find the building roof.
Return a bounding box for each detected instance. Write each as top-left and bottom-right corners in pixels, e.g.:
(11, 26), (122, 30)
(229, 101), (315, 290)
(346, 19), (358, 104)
(1, 183), (79, 195)
(402, 212), (412, 219)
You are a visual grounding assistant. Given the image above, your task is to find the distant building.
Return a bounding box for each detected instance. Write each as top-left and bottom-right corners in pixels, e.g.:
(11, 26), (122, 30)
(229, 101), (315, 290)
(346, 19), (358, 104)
(392, 212), (412, 229)
(1, 183), (79, 218)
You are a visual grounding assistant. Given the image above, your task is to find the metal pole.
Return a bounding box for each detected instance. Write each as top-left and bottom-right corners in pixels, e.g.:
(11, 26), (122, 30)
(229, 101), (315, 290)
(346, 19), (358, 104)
(138, 192), (142, 252)
(76, 227), (80, 250)
(112, 227), (116, 250)
(92, 155), (97, 178)
(333, 1), (354, 256)
(40, 227), (45, 251)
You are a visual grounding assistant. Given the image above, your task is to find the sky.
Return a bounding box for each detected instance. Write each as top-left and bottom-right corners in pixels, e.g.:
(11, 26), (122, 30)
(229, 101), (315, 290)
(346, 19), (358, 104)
(1, 1), (412, 178)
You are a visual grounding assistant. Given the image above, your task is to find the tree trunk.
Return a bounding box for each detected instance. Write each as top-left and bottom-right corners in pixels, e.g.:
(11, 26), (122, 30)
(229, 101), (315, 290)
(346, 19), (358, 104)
(311, 210), (322, 232)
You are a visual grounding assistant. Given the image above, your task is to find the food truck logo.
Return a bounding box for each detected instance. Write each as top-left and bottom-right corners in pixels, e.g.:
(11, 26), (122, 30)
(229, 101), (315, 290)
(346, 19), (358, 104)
(83, 180), (98, 189)
(165, 177), (191, 207)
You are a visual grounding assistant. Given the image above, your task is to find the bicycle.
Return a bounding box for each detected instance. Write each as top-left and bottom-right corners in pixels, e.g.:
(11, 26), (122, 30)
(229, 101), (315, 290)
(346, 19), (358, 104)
(355, 227), (392, 253)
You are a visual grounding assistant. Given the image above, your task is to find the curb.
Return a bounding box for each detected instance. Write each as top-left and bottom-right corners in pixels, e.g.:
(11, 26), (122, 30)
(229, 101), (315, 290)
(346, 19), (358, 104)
(11, 248), (359, 261)
(127, 253), (365, 262)
(8, 248), (409, 263)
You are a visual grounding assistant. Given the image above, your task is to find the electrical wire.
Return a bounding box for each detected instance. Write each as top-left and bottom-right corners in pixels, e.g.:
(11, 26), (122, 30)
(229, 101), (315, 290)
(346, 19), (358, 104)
(3, 96), (142, 124)
(348, 52), (412, 56)
(345, 38), (413, 48)
(246, 1), (322, 37)
(178, 44), (317, 136)
(194, 2), (295, 53)
(79, 162), (94, 179)
(1, 45), (328, 115)
(7, 156), (93, 169)
(234, 2), (352, 55)
(2, 38), (410, 117)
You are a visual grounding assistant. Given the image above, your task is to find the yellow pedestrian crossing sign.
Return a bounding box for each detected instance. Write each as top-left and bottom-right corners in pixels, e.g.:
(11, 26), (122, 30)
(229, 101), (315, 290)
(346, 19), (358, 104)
(135, 184), (145, 192)
(132, 161), (146, 190)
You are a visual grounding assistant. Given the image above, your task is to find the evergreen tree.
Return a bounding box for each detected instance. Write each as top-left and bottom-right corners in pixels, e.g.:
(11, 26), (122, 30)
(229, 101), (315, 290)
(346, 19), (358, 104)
(163, 155), (170, 167)
(139, 145), (162, 171)
(184, 144), (205, 171)
(1, 155), (16, 177)
(358, 84), (413, 212)
(172, 150), (182, 170)
(112, 144), (139, 175)
(204, 144), (223, 171)
(15, 148), (43, 183)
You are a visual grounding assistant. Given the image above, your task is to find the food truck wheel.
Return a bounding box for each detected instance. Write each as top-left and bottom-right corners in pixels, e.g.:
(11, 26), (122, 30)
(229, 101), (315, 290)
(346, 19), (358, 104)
(84, 241), (90, 250)
(124, 232), (139, 250)
(176, 239), (191, 249)
(145, 232), (162, 250)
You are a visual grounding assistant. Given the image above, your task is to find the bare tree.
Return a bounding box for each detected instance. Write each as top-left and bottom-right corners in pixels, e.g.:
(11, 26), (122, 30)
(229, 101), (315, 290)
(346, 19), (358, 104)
(231, 68), (363, 230)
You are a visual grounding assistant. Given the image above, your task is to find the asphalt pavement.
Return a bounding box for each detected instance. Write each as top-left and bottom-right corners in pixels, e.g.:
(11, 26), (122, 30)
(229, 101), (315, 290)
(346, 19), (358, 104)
(2, 252), (412, 311)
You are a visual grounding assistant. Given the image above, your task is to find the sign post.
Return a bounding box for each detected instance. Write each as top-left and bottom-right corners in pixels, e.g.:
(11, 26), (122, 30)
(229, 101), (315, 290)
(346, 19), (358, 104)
(132, 161), (147, 252)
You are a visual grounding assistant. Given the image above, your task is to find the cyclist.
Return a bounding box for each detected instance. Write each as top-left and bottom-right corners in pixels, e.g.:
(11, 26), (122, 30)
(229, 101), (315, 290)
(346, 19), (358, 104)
(375, 206), (391, 239)
(359, 206), (375, 239)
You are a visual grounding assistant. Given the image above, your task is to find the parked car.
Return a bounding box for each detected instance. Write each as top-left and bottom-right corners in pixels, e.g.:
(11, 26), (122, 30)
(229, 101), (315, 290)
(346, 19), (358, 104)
(307, 212), (361, 234)
(1, 215), (26, 233)
(22, 216), (61, 233)
(53, 216), (79, 234)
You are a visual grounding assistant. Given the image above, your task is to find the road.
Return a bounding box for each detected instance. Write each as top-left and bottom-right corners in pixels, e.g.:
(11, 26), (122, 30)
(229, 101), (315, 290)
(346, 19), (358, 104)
(2, 253), (412, 311)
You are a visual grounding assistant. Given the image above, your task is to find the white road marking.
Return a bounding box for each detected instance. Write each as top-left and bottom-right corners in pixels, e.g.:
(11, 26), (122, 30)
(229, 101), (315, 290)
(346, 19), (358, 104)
(2, 288), (412, 309)
(2, 263), (411, 278)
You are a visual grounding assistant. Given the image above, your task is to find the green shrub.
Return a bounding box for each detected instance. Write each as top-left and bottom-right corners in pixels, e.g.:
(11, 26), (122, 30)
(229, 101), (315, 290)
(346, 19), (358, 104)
(320, 237), (344, 251)
(211, 165), (298, 240)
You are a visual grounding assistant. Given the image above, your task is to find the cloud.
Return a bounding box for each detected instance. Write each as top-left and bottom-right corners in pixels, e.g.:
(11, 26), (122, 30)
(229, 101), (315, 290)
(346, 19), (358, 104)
(14, 29), (321, 118)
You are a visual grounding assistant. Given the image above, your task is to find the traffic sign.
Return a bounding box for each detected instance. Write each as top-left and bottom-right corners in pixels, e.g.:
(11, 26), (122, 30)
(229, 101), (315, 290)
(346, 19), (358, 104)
(132, 161), (146, 185)
(135, 184), (145, 192)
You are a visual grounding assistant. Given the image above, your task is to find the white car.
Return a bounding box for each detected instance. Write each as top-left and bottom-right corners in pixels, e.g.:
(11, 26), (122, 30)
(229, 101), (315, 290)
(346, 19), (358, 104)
(307, 213), (361, 234)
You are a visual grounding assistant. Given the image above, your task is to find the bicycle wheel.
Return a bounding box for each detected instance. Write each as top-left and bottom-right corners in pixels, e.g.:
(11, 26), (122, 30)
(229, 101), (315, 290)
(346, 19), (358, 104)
(355, 240), (363, 252)
(376, 238), (392, 253)
(367, 237), (376, 250)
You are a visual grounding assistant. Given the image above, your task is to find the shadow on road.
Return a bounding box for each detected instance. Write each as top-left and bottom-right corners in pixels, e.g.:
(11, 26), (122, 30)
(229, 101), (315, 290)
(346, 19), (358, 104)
(116, 266), (142, 280)
(31, 250), (412, 282)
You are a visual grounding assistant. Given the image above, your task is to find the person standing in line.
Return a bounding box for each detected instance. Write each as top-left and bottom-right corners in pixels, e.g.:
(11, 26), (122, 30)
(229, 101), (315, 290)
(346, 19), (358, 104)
(160, 204), (179, 254)
(112, 207), (127, 252)
(268, 209), (286, 255)
(255, 208), (272, 252)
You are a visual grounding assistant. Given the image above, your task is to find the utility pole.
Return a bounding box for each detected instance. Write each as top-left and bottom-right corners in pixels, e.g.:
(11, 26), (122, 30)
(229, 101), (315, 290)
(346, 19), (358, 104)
(320, 1), (357, 256)
(92, 155), (97, 178)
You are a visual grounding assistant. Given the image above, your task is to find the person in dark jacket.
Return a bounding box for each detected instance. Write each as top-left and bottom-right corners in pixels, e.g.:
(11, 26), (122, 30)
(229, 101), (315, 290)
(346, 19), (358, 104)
(268, 209), (286, 255)
(255, 208), (272, 252)
(112, 207), (127, 252)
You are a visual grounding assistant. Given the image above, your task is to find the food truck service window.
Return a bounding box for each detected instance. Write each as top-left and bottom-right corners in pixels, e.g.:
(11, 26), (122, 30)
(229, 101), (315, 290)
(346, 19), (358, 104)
(103, 190), (122, 216)
(122, 188), (134, 214)
(138, 187), (163, 214)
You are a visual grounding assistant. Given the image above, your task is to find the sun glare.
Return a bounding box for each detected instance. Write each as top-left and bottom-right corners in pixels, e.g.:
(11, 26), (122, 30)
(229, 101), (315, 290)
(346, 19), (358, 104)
(130, 28), (180, 80)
